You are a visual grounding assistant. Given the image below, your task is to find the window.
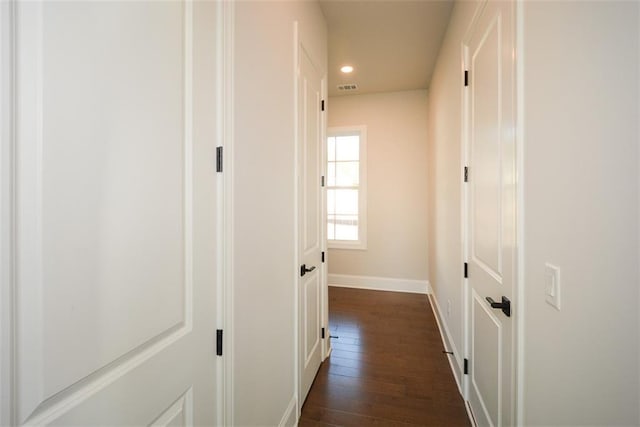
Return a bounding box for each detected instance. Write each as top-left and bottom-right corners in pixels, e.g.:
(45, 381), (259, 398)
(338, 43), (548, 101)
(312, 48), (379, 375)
(326, 126), (367, 249)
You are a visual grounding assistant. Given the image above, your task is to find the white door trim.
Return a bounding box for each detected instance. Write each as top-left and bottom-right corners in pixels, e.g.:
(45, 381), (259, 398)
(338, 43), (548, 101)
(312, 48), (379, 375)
(0, 0), (15, 424)
(514, 0), (526, 424)
(216, 0), (234, 425)
(320, 75), (329, 362)
(293, 20), (301, 418)
(461, 1), (486, 406)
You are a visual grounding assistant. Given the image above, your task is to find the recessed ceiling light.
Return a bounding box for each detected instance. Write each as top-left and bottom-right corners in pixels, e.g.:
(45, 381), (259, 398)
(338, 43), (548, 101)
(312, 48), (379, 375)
(340, 65), (354, 74)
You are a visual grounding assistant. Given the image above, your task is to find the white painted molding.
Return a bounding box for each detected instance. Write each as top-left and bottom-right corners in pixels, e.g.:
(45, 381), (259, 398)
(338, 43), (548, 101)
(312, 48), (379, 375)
(0, 1), (14, 424)
(428, 293), (463, 394)
(515, 1), (526, 425)
(279, 396), (297, 427)
(216, 0), (235, 425)
(465, 401), (478, 427)
(328, 274), (430, 294)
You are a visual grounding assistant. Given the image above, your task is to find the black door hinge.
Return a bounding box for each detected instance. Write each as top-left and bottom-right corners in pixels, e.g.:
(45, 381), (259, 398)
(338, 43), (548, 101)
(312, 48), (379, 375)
(464, 70), (469, 87)
(321, 100), (325, 111)
(321, 176), (325, 187)
(216, 329), (223, 356)
(321, 251), (325, 263)
(216, 146), (223, 172)
(464, 262), (468, 278)
(321, 327), (325, 339)
(464, 166), (469, 182)
(464, 358), (469, 375)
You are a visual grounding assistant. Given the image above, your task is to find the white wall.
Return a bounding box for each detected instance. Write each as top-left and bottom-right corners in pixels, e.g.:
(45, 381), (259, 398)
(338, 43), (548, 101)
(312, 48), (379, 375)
(327, 90), (429, 282)
(428, 0), (640, 424)
(233, 2), (326, 425)
(522, 2), (639, 424)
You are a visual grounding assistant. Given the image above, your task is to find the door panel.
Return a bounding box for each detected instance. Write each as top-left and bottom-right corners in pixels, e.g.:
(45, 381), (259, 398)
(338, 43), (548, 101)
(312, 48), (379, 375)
(10, 1), (218, 424)
(150, 389), (193, 427)
(471, 11), (502, 279)
(40, 0), (187, 398)
(304, 274), (320, 363)
(304, 74), (320, 251)
(465, 1), (515, 427)
(472, 291), (502, 425)
(298, 45), (322, 403)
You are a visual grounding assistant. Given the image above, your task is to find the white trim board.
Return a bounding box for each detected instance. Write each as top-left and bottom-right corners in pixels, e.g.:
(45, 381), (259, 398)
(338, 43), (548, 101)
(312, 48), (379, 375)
(429, 293), (476, 426)
(0, 1), (14, 424)
(328, 274), (431, 294)
(278, 396), (297, 427)
(292, 19), (301, 422)
(428, 293), (463, 394)
(217, 1), (235, 425)
(515, 1), (526, 425)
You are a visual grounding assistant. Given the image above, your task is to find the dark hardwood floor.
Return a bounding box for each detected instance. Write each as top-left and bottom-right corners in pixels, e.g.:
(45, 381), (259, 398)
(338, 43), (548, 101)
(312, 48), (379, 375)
(299, 287), (470, 427)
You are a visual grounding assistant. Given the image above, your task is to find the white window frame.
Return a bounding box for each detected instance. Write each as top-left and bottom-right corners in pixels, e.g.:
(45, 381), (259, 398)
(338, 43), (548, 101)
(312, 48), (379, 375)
(326, 125), (367, 250)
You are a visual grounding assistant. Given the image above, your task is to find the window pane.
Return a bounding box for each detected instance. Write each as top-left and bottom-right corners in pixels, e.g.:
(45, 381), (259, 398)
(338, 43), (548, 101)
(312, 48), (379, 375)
(333, 214), (358, 241)
(327, 189), (336, 215)
(334, 189), (358, 215)
(327, 137), (336, 161)
(327, 214), (335, 240)
(335, 161), (359, 186)
(327, 162), (336, 186)
(336, 135), (359, 161)
(327, 130), (364, 244)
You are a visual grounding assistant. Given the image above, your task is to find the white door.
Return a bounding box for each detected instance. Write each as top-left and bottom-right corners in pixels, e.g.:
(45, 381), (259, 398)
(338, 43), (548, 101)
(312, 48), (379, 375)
(298, 45), (323, 404)
(2, 1), (219, 424)
(464, 1), (516, 426)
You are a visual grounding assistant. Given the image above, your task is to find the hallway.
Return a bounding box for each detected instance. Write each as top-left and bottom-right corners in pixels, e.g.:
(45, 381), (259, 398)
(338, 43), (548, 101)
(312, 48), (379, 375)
(300, 287), (470, 426)
(1, 1), (638, 424)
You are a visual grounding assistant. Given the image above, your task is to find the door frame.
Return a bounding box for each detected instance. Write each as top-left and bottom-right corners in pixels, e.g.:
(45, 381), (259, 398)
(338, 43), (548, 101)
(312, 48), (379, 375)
(460, 0), (524, 424)
(514, 1), (526, 424)
(319, 78), (329, 362)
(0, 0), (15, 424)
(217, 0), (234, 425)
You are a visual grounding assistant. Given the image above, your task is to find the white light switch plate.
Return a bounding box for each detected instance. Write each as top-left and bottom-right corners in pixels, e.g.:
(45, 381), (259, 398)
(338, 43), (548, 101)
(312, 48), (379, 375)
(545, 263), (561, 310)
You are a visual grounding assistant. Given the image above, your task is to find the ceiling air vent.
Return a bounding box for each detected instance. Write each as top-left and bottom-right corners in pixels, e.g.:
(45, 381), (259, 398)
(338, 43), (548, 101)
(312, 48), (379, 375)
(337, 83), (358, 92)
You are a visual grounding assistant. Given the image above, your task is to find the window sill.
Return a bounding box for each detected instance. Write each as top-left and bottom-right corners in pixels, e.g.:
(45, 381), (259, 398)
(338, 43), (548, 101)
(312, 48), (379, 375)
(328, 240), (367, 251)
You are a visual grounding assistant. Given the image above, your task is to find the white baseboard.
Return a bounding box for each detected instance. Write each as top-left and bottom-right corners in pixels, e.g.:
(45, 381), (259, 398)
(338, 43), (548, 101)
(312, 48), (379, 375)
(428, 293), (463, 394)
(328, 274), (431, 294)
(279, 396), (297, 427)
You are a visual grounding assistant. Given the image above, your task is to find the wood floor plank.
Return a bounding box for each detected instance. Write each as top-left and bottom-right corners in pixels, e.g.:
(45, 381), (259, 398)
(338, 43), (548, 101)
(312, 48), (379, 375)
(301, 405), (428, 427)
(301, 287), (470, 426)
(314, 373), (407, 398)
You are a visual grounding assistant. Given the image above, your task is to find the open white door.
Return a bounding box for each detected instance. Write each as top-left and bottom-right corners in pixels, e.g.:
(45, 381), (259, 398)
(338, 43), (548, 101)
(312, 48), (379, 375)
(464, 1), (516, 426)
(297, 42), (324, 404)
(2, 1), (220, 424)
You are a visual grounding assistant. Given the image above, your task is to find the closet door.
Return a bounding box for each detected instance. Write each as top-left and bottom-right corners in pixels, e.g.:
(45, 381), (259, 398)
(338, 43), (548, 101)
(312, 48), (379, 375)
(6, 1), (219, 424)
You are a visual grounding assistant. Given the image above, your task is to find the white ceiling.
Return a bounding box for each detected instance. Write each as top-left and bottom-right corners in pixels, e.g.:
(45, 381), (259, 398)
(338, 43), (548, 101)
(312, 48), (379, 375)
(319, 0), (454, 97)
